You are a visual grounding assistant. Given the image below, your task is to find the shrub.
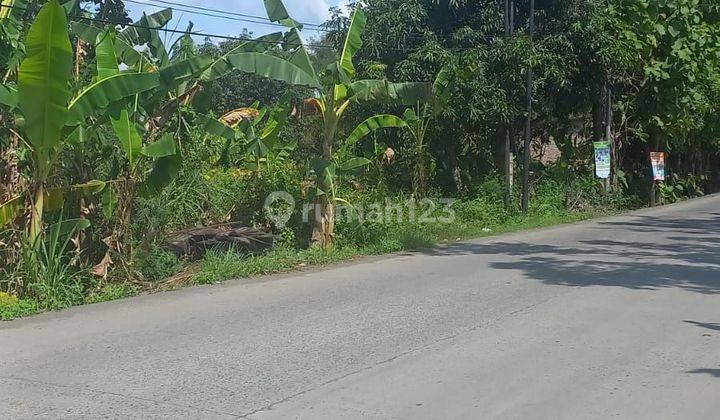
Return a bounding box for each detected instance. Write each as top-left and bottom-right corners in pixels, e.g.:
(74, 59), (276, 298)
(24, 223), (87, 311)
(531, 178), (567, 216)
(134, 244), (182, 282)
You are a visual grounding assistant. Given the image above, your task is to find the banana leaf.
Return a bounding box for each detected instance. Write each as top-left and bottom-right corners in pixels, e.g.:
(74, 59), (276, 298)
(199, 32), (283, 82)
(226, 52), (320, 88)
(339, 7), (367, 78)
(17, 0), (72, 153)
(0, 195), (24, 227)
(47, 218), (91, 239)
(285, 29), (316, 80)
(44, 180), (107, 212)
(96, 30), (144, 166)
(142, 133), (176, 158)
(0, 83), (17, 109)
(72, 21), (154, 71)
(159, 55), (214, 90)
(263, 0), (302, 28)
(120, 9), (172, 66)
(199, 114), (236, 141)
(67, 72), (160, 125)
(338, 157), (372, 172)
(346, 114), (407, 147)
(144, 152), (182, 195)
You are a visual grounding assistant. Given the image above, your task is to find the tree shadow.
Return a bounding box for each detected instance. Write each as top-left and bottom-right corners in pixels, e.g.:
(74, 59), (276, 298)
(687, 369), (720, 378)
(684, 320), (720, 332)
(420, 211), (720, 294)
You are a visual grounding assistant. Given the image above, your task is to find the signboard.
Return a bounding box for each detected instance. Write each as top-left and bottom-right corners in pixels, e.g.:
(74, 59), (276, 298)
(650, 152), (666, 181)
(593, 141), (611, 179)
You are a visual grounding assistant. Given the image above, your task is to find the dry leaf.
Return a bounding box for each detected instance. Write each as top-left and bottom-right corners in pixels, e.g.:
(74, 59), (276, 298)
(220, 108), (260, 127)
(303, 98), (323, 115)
(383, 147), (396, 164)
(91, 252), (113, 279)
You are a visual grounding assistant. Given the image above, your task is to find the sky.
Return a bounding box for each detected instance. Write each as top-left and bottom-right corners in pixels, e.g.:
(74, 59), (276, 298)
(125, 0), (348, 42)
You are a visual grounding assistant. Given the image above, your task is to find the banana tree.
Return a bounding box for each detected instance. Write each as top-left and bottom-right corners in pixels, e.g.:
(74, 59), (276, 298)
(345, 64), (457, 197)
(257, 0), (431, 247)
(0, 0), (159, 247)
(202, 96), (295, 172)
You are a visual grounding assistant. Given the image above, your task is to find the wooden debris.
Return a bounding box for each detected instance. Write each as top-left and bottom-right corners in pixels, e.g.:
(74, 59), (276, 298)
(164, 223), (274, 260)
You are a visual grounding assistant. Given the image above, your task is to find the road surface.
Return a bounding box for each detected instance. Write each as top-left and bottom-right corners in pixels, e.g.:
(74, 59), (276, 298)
(2, 196), (720, 419)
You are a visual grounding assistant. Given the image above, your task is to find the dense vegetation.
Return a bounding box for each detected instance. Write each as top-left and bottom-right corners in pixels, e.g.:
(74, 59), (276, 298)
(1, 0), (718, 318)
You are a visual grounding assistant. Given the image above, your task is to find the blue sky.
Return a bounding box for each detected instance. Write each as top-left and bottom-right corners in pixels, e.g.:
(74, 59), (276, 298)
(125, 0), (348, 41)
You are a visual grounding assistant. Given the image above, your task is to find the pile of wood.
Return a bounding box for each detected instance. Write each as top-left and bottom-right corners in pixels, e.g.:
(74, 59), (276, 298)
(164, 223), (274, 260)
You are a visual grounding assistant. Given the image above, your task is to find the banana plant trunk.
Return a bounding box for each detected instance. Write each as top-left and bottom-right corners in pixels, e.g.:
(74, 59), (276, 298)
(413, 128), (428, 198)
(29, 182), (45, 247)
(113, 178), (136, 258)
(414, 159), (427, 198)
(311, 108), (337, 248)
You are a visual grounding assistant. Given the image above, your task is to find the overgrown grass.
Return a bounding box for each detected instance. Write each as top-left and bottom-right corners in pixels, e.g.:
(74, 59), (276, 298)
(194, 246), (361, 284)
(191, 206), (611, 286)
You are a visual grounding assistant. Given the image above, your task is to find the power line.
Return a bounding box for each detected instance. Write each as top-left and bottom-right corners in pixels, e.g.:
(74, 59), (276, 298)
(122, 0), (331, 33)
(123, 0), (326, 28)
(0, 3), (512, 53)
(122, 0), (487, 42)
(0, 3), (459, 53)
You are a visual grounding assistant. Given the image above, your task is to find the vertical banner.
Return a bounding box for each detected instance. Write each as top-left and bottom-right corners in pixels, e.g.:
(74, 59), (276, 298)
(593, 141), (611, 179)
(650, 152), (666, 181)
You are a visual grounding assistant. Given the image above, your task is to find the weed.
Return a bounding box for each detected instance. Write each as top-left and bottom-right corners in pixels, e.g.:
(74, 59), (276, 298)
(0, 292), (38, 320)
(21, 218), (88, 311)
(134, 244), (182, 282)
(193, 246), (360, 285)
(85, 283), (140, 304)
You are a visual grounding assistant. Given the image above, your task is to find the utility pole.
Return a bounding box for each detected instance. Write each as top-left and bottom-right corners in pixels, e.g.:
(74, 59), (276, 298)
(504, 0), (514, 210)
(605, 79), (614, 190)
(522, 0), (534, 214)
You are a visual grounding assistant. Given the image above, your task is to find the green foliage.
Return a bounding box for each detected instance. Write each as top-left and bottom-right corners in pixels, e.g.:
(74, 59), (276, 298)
(134, 244), (181, 282)
(454, 201), (510, 229)
(17, 0), (71, 158)
(659, 173), (707, 204)
(85, 283), (139, 304)
(26, 226), (87, 311)
(194, 246), (360, 285)
(0, 292), (38, 320)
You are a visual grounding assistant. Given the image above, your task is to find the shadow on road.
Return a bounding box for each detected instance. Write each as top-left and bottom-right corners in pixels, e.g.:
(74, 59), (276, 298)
(420, 212), (720, 294)
(684, 320), (720, 332)
(687, 369), (720, 378)
(684, 322), (720, 379)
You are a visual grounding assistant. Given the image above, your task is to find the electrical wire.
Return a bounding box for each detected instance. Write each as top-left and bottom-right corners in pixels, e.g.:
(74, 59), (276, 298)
(0, 3), (511, 53)
(122, 0), (496, 41)
(123, 0), (326, 28)
(122, 0), (331, 33)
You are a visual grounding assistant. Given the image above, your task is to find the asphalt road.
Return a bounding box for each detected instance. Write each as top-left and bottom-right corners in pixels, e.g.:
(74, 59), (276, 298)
(2, 196), (720, 419)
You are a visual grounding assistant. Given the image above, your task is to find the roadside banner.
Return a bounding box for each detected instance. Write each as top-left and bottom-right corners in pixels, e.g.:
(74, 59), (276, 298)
(650, 152), (666, 181)
(593, 141), (611, 179)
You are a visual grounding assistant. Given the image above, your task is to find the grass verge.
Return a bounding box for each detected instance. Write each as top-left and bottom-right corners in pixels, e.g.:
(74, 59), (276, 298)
(191, 209), (609, 285)
(0, 208), (615, 320)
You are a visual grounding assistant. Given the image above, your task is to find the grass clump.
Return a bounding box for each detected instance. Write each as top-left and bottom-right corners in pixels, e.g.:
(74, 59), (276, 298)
(193, 246), (361, 285)
(85, 283), (140, 304)
(0, 292), (38, 320)
(134, 244), (182, 282)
